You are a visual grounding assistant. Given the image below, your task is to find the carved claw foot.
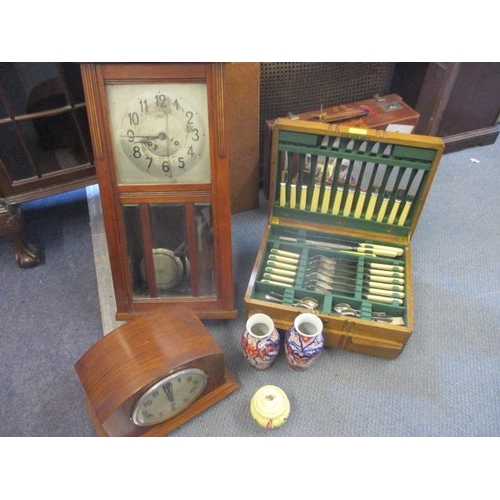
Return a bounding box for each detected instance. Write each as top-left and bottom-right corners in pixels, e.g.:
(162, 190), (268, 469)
(0, 204), (40, 268)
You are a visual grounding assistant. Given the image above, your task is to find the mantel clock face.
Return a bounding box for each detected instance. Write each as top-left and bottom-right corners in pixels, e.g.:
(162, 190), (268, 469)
(130, 367), (208, 426)
(80, 63), (236, 320)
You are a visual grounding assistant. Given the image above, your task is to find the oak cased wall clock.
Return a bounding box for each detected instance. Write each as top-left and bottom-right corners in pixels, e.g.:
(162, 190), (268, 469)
(80, 63), (236, 320)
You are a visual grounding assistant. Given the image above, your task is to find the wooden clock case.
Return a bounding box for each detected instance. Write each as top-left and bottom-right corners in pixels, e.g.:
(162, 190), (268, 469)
(81, 63), (236, 321)
(74, 306), (239, 437)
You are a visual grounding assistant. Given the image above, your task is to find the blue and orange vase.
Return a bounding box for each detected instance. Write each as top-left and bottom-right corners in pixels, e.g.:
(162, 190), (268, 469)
(284, 312), (324, 370)
(241, 313), (280, 370)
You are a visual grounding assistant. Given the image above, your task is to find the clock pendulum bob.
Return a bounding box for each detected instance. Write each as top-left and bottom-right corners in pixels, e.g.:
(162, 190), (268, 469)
(74, 306), (239, 437)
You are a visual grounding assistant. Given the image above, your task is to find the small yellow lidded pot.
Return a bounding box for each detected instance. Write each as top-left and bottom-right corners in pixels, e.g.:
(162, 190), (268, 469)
(250, 385), (290, 429)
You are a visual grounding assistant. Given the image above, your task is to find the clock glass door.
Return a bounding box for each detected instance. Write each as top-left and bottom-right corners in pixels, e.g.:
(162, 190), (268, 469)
(123, 202), (216, 299)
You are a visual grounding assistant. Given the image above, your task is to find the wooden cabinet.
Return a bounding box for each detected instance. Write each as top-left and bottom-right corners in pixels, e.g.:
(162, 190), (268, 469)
(391, 62), (500, 152)
(0, 62), (96, 267)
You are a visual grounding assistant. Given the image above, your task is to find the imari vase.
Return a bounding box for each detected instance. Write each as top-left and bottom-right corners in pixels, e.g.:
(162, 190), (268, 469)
(241, 313), (280, 370)
(284, 312), (324, 370)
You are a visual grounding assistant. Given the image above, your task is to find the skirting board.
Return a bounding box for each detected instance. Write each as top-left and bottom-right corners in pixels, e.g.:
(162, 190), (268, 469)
(86, 184), (125, 335)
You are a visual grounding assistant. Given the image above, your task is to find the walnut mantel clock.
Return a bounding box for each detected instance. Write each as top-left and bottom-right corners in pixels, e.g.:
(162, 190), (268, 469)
(80, 63), (236, 320)
(75, 307), (239, 437)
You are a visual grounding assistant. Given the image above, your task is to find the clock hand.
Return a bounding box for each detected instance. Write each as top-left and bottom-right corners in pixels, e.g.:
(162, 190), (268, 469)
(163, 382), (174, 403)
(164, 111), (173, 179)
(121, 132), (167, 143)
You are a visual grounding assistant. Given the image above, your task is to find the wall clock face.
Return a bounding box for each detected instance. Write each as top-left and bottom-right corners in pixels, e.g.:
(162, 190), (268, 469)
(107, 82), (211, 184)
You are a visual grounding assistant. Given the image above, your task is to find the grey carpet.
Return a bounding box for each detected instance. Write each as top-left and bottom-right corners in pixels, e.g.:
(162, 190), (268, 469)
(1, 138), (499, 437)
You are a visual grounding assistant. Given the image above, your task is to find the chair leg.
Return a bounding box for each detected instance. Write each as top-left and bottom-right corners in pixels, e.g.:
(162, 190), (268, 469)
(0, 204), (39, 268)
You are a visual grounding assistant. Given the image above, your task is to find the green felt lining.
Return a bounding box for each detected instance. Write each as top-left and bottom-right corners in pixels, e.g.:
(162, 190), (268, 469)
(252, 229), (407, 322)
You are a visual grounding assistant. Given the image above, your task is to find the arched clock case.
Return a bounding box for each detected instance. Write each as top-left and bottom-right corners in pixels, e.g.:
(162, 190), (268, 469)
(80, 62), (236, 320)
(74, 307), (239, 437)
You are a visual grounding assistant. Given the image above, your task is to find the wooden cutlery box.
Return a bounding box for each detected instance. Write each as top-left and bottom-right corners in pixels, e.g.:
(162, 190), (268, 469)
(244, 118), (444, 359)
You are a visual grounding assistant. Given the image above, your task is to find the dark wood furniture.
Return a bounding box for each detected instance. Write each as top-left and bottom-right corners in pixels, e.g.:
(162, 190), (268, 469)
(0, 62), (96, 267)
(391, 62), (500, 152)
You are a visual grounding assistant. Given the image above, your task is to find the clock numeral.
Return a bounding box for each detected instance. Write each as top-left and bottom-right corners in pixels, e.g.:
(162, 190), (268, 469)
(145, 156), (152, 170)
(173, 99), (181, 111)
(178, 157), (185, 169)
(162, 161), (170, 174)
(133, 146), (141, 159)
(126, 130), (135, 142)
(128, 112), (139, 126)
(192, 129), (200, 141)
(187, 146), (195, 158)
(186, 111), (194, 125)
(156, 94), (166, 108)
(139, 99), (148, 113)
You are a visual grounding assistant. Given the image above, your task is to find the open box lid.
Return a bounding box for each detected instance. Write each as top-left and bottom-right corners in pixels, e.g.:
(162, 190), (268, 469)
(268, 118), (445, 242)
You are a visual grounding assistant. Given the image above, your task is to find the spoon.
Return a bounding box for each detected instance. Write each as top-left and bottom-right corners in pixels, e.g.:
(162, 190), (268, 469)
(333, 303), (386, 317)
(265, 293), (319, 311)
(333, 303), (404, 324)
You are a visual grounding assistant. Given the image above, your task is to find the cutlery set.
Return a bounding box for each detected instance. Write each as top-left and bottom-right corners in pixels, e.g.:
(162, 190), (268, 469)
(245, 119), (444, 358)
(277, 137), (425, 227)
(259, 243), (406, 322)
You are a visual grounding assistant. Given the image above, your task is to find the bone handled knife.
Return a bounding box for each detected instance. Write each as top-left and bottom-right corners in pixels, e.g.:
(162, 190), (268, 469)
(262, 279), (292, 288)
(364, 287), (404, 299)
(263, 273), (295, 284)
(268, 254), (299, 265)
(353, 190), (366, 218)
(369, 263), (405, 272)
(369, 269), (404, 278)
(359, 243), (404, 256)
(266, 260), (298, 271)
(270, 248), (301, 259)
(321, 186), (332, 213)
(397, 198), (413, 226)
(368, 274), (405, 285)
(299, 185), (308, 210)
(264, 266), (297, 277)
(290, 184), (297, 209)
(279, 182), (287, 207)
(364, 294), (403, 305)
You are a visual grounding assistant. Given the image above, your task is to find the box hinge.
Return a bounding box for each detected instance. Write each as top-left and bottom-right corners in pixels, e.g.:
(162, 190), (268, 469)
(270, 216), (280, 225)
